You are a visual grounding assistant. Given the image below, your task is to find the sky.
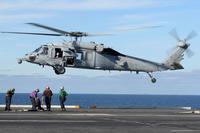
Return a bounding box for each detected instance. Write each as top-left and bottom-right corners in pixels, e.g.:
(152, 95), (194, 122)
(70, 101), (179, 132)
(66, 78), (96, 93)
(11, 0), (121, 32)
(0, 0), (199, 94)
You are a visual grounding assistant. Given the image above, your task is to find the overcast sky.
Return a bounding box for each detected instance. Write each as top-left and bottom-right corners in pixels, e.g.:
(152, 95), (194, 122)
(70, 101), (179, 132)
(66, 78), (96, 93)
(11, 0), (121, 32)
(0, 0), (199, 94)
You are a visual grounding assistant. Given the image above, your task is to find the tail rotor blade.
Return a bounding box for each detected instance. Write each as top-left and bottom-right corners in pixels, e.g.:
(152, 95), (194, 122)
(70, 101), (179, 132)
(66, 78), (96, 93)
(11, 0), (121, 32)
(186, 49), (194, 58)
(185, 30), (198, 41)
(169, 28), (180, 41)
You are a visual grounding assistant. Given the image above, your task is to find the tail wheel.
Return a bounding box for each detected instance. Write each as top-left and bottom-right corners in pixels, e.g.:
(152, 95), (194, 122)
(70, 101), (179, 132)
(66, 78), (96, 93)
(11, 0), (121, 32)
(151, 78), (156, 83)
(147, 72), (157, 83)
(53, 65), (66, 75)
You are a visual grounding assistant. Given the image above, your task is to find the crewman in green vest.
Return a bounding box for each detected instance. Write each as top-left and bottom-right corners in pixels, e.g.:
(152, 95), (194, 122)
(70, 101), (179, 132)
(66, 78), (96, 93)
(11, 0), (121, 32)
(59, 86), (68, 111)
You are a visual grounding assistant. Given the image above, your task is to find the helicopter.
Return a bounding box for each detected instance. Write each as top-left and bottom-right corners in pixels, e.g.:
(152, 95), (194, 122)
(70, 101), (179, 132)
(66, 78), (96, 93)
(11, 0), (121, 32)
(1, 23), (197, 83)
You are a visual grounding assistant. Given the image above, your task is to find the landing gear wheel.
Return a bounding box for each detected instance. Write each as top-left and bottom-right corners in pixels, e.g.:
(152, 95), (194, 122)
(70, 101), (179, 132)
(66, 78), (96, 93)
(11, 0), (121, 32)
(53, 65), (66, 75)
(147, 72), (157, 83)
(151, 78), (156, 83)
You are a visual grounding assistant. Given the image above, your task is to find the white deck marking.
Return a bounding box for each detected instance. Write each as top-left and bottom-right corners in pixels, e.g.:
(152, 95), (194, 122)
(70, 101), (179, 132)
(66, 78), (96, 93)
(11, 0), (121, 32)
(171, 130), (200, 132)
(0, 105), (80, 109)
(0, 113), (114, 116)
(0, 113), (199, 118)
(0, 113), (52, 116)
(119, 114), (200, 117)
(0, 120), (96, 123)
(56, 113), (114, 116)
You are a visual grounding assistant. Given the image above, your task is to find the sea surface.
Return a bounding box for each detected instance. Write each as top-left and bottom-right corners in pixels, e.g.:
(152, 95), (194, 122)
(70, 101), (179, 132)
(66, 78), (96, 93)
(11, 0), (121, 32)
(0, 93), (200, 109)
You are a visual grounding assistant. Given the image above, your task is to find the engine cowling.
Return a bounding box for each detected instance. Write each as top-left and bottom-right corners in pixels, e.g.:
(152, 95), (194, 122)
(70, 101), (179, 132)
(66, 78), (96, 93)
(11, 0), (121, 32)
(95, 44), (104, 52)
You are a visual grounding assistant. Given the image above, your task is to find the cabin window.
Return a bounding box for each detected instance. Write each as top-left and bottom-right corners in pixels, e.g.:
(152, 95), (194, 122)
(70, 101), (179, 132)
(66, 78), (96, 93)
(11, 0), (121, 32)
(77, 52), (82, 60)
(55, 48), (63, 58)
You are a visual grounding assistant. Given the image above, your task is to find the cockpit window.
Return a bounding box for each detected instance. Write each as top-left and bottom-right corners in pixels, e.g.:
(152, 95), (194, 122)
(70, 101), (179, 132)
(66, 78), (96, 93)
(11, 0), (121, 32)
(33, 46), (42, 53)
(32, 46), (48, 55)
(41, 47), (48, 55)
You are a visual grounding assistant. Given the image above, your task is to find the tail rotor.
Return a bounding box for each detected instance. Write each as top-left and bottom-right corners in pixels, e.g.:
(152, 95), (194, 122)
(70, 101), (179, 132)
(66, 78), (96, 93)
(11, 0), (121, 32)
(169, 29), (197, 58)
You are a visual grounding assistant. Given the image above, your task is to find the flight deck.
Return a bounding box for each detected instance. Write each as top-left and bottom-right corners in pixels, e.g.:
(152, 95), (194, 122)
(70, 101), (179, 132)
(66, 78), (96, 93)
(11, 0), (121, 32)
(0, 108), (200, 133)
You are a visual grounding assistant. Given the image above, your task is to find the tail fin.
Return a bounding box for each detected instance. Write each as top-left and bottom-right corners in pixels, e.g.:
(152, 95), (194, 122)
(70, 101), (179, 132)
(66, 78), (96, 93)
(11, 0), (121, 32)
(163, 43), (189, 70)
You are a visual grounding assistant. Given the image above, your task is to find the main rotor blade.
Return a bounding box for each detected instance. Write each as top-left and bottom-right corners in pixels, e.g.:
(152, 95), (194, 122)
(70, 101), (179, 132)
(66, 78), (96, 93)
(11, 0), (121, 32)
(169, 28), (180, 41)
(1, 31), (113, 38)
(26, 23), (112, 37)
(185, 30), (198, 41)
(1, 31), (63, 36)
(87, 33), (114, 36)
(115, 25), (163, 32)
(26, 23), (69, 35)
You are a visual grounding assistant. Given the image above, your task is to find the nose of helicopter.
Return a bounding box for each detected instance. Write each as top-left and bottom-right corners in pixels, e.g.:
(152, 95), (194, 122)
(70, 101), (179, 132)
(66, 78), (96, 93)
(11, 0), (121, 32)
(17, 54), (36, 64)
(27, 55), (36, 61)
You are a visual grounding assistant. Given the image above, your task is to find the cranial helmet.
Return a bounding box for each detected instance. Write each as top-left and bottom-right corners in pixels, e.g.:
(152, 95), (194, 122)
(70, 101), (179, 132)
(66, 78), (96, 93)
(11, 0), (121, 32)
(60, 86), (64, 90)
(36, 88), (39, 92)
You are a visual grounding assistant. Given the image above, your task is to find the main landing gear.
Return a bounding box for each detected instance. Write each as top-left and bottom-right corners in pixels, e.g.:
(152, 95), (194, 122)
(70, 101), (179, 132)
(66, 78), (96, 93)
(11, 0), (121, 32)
(147, 72), (156, 83)
(53, 65), (66, 75)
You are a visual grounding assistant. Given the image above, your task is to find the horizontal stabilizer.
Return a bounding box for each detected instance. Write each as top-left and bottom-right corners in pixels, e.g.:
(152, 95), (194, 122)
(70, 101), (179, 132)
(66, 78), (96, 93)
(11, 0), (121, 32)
(171, 63), (184, 70)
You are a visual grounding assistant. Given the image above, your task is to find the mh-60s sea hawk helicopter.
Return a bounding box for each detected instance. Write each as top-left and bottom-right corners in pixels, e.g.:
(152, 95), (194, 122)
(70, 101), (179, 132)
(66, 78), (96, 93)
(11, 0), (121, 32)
(1, 23), (197, 83)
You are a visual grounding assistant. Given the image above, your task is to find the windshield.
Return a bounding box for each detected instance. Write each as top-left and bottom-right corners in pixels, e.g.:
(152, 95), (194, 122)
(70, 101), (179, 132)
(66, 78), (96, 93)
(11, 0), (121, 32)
(32, 46), (42, 53)
(32, 46), (48, 55)
(41, 47), (48, 55)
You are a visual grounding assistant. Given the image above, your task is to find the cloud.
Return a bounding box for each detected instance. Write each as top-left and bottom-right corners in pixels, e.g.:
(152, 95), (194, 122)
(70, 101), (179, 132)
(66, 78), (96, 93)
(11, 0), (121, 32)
(122, 13), (165, 21)
(0, 0), (159, 22)
(0, 0), (166, 11)
(0, 13), (55, 22)
(0, 0), (183, 23)
(0, 69), (12, 72)
(41, 0), (160, 10)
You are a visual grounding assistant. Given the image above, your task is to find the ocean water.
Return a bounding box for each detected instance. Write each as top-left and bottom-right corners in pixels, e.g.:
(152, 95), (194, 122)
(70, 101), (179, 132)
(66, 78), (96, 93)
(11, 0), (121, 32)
(0, 93), (200, 109)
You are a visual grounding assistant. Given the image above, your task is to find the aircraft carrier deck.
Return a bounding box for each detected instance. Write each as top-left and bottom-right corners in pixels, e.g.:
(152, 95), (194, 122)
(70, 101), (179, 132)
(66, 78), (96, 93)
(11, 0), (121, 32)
(0, 108), (200, 133)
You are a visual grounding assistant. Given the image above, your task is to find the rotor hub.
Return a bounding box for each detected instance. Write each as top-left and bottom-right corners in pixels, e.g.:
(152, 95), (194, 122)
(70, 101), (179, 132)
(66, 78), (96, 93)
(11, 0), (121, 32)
(177, 41), (189, 49)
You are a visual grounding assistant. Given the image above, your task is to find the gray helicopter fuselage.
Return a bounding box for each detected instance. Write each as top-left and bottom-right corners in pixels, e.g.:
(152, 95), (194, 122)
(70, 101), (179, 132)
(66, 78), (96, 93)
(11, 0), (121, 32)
(21, 41), (169, 73)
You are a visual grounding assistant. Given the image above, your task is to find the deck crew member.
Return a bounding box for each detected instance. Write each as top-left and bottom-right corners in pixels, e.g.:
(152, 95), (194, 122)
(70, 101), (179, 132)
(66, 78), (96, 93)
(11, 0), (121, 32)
(30, 88), (39, 111)
(59, 86), (68, 111)
(43, 86), (53, 111)
(5, 88), (15, 111)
